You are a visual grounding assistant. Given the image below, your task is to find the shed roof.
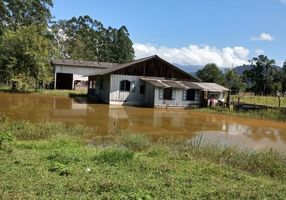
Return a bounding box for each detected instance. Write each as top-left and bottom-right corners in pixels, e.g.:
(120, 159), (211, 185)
(51, 59), (118, 68)
(192, 82), (229, 92)
(141, 78), (228, 92)
(141, 78), (169, 88)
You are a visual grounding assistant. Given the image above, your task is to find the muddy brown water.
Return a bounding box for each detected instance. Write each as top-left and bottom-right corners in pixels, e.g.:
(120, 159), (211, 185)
(1, 93), (286, 152)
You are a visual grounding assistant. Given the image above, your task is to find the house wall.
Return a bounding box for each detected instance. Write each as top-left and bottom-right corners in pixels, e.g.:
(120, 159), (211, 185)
(92, 75), (110, 103)
(89, 73), (201, 108)
(154, 87), (200, 108)
(109, 74), (145, 106)
(54, 65), (103, 89)
(144, 83), (155, 107)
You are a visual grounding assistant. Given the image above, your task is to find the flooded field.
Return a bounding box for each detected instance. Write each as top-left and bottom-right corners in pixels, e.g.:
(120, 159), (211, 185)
(1, 93), (286, 152)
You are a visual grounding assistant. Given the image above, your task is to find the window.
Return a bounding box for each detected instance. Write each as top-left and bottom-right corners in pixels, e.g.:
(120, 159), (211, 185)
(183, 89), (198, 101)
(120, 80), (130, 91)
(130, 81), (135, 92)
(159, 88), (175, 100)
(140, 84), (145, 94)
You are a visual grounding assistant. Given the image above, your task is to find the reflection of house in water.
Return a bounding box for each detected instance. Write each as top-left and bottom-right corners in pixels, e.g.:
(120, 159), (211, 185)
(106, 106), (224, 136)
(51, 97), (88, 123)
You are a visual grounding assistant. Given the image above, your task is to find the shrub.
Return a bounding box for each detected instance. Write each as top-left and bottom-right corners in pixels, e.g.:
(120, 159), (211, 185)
(10, 74), (35, 92)
(0, 131), (15, 150)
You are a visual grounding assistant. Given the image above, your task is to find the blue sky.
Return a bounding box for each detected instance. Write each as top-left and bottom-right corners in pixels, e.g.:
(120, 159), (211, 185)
(51, 0), (286, 68)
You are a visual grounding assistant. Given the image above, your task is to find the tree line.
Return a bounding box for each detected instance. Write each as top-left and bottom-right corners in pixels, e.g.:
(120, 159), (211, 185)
(196, 55), (286, 96)
(0, 0), (134, 91)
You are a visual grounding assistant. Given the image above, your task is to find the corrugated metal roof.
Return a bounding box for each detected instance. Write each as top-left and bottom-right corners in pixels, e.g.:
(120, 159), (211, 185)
(161, 80), (188, 89)
(141, 78), (229, 92)
(51, 59), (118, 68)
(142, 79), (169, 88)
(179, 81), (202, 90)
(192, 82), (229, 92)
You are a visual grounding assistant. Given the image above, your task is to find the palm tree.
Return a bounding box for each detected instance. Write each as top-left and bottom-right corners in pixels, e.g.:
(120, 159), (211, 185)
(249, 55), (276, 95)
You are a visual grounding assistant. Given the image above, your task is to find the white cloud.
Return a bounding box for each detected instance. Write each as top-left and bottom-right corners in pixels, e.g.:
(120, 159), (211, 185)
(251, 33), (275, 41)
(133, 43), (250, 68)
(276, 60), (284, 67)
(255, 48), (264, 55)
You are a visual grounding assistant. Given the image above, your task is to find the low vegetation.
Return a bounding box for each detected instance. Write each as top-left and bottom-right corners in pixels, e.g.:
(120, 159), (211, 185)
(232, 94), (286, 108)
(0, 85), (87, 97)
(197, 107), (286, 121)
(1, 116), (286, 199)
(0, 114), (88, 140)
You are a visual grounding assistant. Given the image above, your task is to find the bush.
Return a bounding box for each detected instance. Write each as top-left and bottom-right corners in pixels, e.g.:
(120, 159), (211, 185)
(11, 74), (35, 92)
(0, 131), (15, 150)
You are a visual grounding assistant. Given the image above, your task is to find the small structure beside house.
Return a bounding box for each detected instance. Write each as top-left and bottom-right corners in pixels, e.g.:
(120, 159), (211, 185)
(51, 59), (117, 90)
(87, 55), (228, 108)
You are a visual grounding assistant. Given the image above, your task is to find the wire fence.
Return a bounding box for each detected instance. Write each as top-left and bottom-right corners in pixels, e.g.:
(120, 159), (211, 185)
(232, 93), (286, 108)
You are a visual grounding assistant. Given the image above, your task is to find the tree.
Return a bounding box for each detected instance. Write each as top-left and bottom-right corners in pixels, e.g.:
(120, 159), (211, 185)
(196, 63), (224, 84)
(224, 68), (245, 93)
(0, 0), (53, 30)
(281, 61), (286, 94)
(51, 15), (134, 63)
(243, 55), (280, 95)
(0, 25), (55, 91)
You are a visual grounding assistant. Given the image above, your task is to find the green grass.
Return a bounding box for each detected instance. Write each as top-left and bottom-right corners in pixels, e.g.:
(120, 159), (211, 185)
(1, 118), (286, 199)
(198, 107), (286, 121)
(0, 84), (87, 97)
(0, 114), (89, 140)
(232, 95), (286, 107)
(36, 89), (87, 97)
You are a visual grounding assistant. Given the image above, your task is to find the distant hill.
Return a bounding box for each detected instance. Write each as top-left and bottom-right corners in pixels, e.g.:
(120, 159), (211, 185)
(234, 65), (253, 75)
(234, 64), (281, 75)
(175, 64), (203, 74)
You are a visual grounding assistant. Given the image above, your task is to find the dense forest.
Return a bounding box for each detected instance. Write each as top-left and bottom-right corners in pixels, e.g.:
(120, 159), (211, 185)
(0, 0), (134, 91)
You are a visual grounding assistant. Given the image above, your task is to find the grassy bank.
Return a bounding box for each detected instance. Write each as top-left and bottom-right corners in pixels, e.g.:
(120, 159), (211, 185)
(0, 85), (87, 97)
(1, 117), (286, 199)
(197, 107), (286, 122)
(232, 95), (286, 108)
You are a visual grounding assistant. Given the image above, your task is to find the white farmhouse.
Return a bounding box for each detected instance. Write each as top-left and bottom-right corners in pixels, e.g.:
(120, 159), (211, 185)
(87, 55), (229, 108)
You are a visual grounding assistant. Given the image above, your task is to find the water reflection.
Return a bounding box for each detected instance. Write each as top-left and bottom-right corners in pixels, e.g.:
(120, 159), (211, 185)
(0, 93), (286, 152)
